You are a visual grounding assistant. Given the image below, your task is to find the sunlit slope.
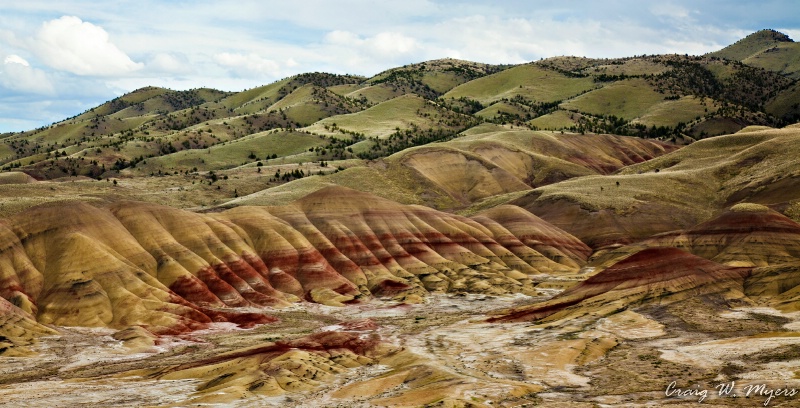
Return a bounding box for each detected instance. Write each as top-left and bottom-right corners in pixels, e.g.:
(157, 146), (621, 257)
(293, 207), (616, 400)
(221, 73), (364, 114)
(363, 58), (508, 101)
(232, 129), (677, 209)
(443, 63), (597, 105)
(264, 85), (364, 125)
(0, 220), (58, 356)
(631, 95), (709, 127)
(304, 94), (476, 138)
(492, 210), (800, 323)
(561, 78), (665, 120)
(710, 29), (800, 78)
(396, 130), (676, 201)
(513, 125), (800, 248)
(133, 130), (327, 173)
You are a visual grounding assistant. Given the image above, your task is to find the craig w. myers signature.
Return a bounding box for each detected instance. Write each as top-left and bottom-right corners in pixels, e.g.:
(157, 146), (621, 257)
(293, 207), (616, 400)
(665, 380), (799, 406)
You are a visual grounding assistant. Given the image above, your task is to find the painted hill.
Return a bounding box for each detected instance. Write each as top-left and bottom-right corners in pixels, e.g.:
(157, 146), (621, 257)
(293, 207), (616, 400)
(0, 187), (588, 347)
(512, 125), (800, 248)
(644, 203), (800, 267)
(489, 247), (753, 323)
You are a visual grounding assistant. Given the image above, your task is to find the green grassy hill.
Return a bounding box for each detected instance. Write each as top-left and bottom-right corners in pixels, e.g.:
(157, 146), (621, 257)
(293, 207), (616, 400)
(304, 94), (478, 139)
(560, 78), (665, 120)
(0, 29), (797, 215)
(368, 59), (509, 98)
(131, 130), (327, 174)
(709, 29), (800, 78)
(710, 29), (793, 61)
(443, 63), (597, 105)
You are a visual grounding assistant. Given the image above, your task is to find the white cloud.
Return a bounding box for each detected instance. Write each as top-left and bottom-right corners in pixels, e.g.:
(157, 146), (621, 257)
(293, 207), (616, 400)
(325, 30), (360, 45)
(0, 1), (797, 132)
(318, 30), (421, 73)
(1, 54), (54, 94)
(147, 52), (192, 74)
(651, 3), (693, 19)
(369, 32), (418, 56)
(780, 28), (800, 41)
(4, 54), (29, 66)
(214, 52), (282, 78)
(325, 30), (418, 57)
(31, 16), (142, 76)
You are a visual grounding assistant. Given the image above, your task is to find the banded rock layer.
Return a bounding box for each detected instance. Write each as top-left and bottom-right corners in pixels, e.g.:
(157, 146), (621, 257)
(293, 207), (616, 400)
(644, 203), (800, 267)
(0, 186), (588, 348)
(587, 203), (800, 269)
(134, 330), (386, 404)
(491, 247), (753, 323)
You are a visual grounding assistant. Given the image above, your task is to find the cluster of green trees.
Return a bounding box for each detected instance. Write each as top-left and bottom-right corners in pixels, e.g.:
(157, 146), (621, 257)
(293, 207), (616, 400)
(272, 168), (306, 182)
(355, 124), (474, 160)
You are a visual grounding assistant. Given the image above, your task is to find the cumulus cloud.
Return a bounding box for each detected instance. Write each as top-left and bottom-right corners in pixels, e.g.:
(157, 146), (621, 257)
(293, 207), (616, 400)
(0, 54), (54, 94)
(31, 16), (142, 76)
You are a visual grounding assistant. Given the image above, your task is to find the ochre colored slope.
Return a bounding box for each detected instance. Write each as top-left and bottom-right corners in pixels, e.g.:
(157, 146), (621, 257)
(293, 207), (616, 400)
(645, 203), (800, 267)
(490, 247), (752, 323)
(135, 330), (385, 403)
(0, 295), (56, 356)
(274, 187), (589, 294)
(401, 129), (677, 185)
(473, 204), (591, 269)
(359, 129), (679, 208)
(398, 146), (531, 203)
(6, 202), (276, 334)
(0, 186), (588, 336)
(515, 125), (800, 248)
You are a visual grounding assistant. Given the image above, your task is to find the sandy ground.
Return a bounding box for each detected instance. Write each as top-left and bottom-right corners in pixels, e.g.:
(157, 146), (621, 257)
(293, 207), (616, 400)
(2, 296), (800, 407)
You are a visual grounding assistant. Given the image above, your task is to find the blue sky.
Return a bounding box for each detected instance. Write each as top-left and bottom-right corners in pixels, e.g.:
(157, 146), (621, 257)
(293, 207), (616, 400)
(1, 0), (798, 132)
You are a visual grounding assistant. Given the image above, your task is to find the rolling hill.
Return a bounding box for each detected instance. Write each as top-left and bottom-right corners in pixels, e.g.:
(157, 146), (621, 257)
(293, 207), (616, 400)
(2, 30), (798, 187)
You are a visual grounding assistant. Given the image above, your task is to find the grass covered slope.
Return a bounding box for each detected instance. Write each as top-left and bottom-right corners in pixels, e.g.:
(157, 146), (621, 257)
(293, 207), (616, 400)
(133, 130), (327, 173)
(560, 78), (665, 120)
(304, 94), (476, 138)
(710, 29), (800, 78)
(443, 63), (597, 105)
